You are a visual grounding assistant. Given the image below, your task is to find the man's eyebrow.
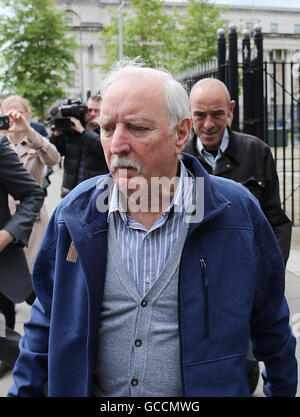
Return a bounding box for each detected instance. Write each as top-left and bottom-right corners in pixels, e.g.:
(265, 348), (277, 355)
(99, 117), (112, 124)
(211, 109), (226, 114)
(123, 115), (152, 124)
(99, 116), (153, 125)
(193, 109), (226, 116)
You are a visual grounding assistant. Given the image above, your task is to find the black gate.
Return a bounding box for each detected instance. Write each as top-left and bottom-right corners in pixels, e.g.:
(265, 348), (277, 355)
(178, 26), (300, 226)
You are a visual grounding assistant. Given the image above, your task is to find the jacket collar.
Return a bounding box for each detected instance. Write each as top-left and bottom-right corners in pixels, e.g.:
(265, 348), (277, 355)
(222, 127), (240, 165)
(180, 152), (231, 233)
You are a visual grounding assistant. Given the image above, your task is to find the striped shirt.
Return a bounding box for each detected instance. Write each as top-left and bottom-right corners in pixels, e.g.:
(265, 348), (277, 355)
(107, 159), (194, 297)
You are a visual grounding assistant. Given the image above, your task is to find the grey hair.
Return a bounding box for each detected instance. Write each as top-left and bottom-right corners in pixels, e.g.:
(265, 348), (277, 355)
(99, 56), (190, 134)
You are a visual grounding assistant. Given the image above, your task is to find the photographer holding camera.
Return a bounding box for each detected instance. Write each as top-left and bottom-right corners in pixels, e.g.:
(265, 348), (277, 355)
(47, 99), (108, 198)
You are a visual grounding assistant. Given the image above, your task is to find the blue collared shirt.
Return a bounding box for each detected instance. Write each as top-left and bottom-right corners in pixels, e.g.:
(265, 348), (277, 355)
(107, 159), (194, 297)
(196, 128), (230, 171)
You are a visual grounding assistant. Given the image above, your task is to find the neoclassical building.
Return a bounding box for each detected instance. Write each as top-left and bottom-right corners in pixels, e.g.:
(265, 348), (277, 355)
(55, 0), (300, 101)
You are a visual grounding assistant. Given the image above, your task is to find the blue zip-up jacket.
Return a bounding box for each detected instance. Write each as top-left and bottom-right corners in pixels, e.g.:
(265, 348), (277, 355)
(8, 153), (297, 397)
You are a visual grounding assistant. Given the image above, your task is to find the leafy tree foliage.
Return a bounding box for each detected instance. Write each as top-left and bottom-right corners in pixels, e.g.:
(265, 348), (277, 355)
(171, 0), (228, 73)
(99, 0), (227, 74)
(0, 0), (78, 120)
(100, 0), (177, 71)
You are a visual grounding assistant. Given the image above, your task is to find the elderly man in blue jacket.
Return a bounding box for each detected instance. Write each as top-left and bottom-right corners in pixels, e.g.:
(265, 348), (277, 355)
(9, 58), (297, 397)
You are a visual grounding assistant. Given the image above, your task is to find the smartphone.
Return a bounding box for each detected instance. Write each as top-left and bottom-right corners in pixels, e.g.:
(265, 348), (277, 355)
(0, 116), (9, 130)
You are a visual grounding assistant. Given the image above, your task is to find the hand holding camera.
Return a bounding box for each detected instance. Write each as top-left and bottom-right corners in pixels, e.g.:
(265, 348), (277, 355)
(0, 110), (31, 135)
(69, 117), (85, 134)
(0, 116), (9, 131)
(46, 99), (87, 136)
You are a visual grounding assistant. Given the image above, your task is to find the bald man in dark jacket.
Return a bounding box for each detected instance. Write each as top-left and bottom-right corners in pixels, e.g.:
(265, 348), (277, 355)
(186, 78), (291, 264)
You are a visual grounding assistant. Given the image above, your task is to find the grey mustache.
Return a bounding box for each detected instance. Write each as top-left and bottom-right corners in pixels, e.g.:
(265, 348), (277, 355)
(110, 156), (142, 173)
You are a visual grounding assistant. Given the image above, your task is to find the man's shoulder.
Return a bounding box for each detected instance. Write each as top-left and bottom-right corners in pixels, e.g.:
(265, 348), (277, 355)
(209, 172), (261, 213)
(231, 130), (269, 150)
(182, 152), (258, 205)
(52, 174), (111, 228)
(210, 173), (249, 195)
(61, 174), (110, 204)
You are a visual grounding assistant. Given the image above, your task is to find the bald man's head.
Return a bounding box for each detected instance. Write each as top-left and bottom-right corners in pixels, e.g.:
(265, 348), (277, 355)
(190, 78), (235, 151)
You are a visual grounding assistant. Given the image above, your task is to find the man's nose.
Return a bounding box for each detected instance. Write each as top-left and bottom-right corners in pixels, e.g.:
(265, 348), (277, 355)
(110, 124), (131, 155)
(203, 115), (215, 130)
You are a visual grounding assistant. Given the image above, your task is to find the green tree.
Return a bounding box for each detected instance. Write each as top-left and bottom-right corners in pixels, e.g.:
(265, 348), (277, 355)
(99, 0), (227, 74)
(100, 0), (177, 71)
(172, 0), (228, 73)
(0, 0), (78, 120)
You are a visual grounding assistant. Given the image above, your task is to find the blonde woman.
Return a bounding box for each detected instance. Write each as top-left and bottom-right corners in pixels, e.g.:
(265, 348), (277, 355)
(1, 95), (61, 274)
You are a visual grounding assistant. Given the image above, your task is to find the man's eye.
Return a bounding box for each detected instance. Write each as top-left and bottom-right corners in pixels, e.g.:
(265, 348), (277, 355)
(101, 125), (112, 133)
(212, 111), (225, 118)
(128, 124), (148, 133)
(132, 125), (145, 131)
(194, 113), (205, 119)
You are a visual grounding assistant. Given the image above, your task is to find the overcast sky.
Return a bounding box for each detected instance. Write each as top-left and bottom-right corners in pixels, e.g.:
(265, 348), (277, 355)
(211, 0), (300, 8)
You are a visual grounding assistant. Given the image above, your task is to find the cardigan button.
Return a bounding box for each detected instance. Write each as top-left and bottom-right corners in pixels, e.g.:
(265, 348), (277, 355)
(141, 299), (147, 307)
(135, 339), (142, 347)
(131, 378), (138, 387)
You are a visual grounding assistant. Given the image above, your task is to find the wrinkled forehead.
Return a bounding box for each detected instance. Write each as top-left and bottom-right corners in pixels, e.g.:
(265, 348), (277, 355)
(101, 73), (168, 116)
(104, 71), (166, 96)
(191, 83), (229, 109)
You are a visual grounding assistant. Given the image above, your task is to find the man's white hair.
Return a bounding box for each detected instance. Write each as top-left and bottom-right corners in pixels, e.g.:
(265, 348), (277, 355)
(99, 56), (190, 134)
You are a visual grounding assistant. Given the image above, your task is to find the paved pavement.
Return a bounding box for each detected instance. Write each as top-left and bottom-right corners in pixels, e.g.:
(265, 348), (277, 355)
(0, 164), (300, 397)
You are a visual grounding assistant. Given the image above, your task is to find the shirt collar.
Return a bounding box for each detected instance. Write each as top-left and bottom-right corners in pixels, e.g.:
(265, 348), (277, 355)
(196, 128), (230, 156)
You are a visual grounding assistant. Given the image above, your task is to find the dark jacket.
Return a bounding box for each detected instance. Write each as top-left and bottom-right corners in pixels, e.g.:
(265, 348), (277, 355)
(50, 128), (108, 196)
(0, 135), (44, 302)
(185, 130), (292, 263)
(9, 154), (297, 397)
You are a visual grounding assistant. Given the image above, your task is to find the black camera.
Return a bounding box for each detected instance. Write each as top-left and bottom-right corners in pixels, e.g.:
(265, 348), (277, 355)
(0, 116), (9, 130)
(54, 118), (73, 131)
(60, 100), (87, 119)
(46, 99), (88, 133)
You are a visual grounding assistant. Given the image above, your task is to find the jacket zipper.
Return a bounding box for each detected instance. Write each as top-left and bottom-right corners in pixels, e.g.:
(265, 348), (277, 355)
(200, 257), (210, 339)
(179, 204), (231, 396)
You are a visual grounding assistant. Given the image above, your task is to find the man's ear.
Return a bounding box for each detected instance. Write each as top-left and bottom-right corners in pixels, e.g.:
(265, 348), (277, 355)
(175, 117), (192, 155)
(227, 100), (236, 127)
